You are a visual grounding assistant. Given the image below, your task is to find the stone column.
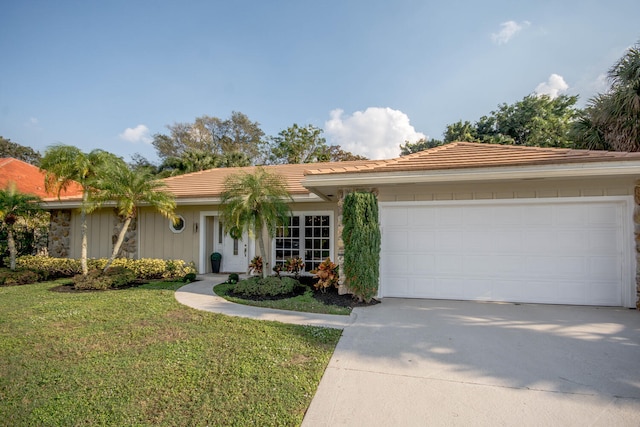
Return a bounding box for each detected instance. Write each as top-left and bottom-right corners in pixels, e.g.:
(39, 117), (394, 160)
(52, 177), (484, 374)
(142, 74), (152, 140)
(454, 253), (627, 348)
(48, 209), (71, 258)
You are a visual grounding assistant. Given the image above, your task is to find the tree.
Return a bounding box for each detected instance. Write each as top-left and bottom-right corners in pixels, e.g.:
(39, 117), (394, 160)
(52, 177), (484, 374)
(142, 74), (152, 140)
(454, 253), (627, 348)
(158, 149), (222, 177)
(400, 138), (446, 155)
(152, 112), (267, 163)
(342, 191), (380, 302)
(0, 183), (42, 270)
(40, 145), (119, 275)
(269, 124), (368, 163)
(572, 42), (640, 151)
(0, 136), (41, 165)
(438, 94), (580, 148)
(220, 168), (292, 278)
(90, 160), (176, 272)
(269, 124), (330, 164)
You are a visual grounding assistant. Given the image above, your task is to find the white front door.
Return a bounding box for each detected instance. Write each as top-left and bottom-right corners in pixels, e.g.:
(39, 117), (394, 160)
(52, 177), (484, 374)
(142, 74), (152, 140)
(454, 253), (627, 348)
(221, 226), (249, 273)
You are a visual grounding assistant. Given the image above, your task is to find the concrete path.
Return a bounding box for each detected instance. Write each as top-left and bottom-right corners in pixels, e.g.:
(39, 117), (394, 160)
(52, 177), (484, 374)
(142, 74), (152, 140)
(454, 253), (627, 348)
(175, 275), (356, 329)
(176, 277), (640, 426)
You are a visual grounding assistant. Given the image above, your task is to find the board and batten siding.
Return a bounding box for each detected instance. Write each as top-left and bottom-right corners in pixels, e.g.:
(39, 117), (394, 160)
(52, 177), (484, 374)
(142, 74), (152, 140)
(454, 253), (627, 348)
(138, 206), (200, 266)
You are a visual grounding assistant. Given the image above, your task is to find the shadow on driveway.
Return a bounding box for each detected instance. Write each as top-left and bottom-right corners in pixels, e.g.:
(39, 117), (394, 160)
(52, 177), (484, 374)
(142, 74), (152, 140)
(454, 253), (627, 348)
(303, 299), (640, 426)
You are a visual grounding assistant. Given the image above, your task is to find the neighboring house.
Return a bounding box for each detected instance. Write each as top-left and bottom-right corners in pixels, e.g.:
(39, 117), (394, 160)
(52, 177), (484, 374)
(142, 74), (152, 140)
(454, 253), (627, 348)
(0, 157), (83, 198)
(42, 143), (640, 308)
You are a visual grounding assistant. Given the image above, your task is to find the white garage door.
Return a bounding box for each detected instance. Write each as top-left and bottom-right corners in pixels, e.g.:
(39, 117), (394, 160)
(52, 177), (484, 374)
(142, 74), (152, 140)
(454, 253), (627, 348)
(379, 198), (633, 306)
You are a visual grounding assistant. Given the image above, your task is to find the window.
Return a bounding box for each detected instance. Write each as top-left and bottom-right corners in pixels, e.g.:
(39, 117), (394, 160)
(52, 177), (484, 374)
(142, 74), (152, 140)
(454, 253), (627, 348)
(170, 215), (185, 233)
(274, 213), (332, 272)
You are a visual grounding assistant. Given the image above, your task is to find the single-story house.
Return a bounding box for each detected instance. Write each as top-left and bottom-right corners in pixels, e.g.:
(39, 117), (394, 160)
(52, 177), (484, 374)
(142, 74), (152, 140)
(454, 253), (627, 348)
(0, 157), (83, 198)
(42, 142), (640, 308)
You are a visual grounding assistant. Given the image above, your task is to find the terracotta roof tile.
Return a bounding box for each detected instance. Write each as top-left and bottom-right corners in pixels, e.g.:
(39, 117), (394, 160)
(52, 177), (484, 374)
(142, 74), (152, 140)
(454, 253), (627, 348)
(0, 158), (84, 198)
(162, 160), (373, 199)
(303, 142), (640, 175)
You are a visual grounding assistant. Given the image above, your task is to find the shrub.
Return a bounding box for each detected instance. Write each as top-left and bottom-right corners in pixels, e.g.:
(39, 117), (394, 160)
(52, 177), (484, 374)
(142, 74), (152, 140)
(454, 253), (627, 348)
(15, 256), (196, 281)
(233, 276), (301, 298)
(343, 191), (380, 303)
(249, 256), (263, 275)
(228, 273), (240, 284)
(183, 272), (197, 283)
(0, 269), (40, 286)
(311, 258), (339, 292)
(73, 268), (137, 290)
(285, 257), (304, 278)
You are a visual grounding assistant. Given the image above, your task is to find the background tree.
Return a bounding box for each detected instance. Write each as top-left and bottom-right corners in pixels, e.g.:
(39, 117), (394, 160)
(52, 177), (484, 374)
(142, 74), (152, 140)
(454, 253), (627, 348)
(90, 160), (176, 272)
(269, 124), (329, 164)
(158, 149), (222, 177)
(269, 124), (367, 163)
(220, 168), (292, 278)
(572, 42), (640, 151)
(436, 94), (581, 148)
(40, 145), (119, 275)
(0, 183), (43, 270)
(152, 112), (267, 164)
(0, 137), (41, 165)
(400, 137), (446, 155)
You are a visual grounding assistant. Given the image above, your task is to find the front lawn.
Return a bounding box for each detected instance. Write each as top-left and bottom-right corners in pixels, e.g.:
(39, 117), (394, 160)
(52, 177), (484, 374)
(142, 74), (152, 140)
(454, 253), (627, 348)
(0, 280), (341, 426)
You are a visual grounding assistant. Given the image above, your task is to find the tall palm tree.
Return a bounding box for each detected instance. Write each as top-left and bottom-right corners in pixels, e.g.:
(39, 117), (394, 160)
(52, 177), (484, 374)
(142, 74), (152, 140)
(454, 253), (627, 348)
(573, 42), (640, 151)
(40, 145), (118, 275)
(90, 160), (177, 272)
(220, 168), (292, 278)
(0, 183), (42, 270)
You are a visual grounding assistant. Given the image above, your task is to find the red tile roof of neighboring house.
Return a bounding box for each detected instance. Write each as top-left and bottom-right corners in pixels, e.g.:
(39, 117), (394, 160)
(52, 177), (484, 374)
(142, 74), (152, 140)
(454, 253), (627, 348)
(303, 142), (640, 175)
(0, 157), (84, 198)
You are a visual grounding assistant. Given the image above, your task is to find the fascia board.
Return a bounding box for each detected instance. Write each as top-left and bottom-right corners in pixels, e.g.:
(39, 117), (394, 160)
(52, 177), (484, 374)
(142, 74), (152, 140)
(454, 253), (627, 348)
(302, 161), (640, 188)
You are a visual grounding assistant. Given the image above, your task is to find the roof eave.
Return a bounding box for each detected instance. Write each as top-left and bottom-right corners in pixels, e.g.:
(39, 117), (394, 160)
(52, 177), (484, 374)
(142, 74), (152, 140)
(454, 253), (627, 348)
(302, 161), (640, 190)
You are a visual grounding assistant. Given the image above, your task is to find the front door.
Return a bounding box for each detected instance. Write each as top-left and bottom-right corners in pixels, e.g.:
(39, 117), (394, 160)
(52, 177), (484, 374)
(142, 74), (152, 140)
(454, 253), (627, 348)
(220, 223), (248, 273)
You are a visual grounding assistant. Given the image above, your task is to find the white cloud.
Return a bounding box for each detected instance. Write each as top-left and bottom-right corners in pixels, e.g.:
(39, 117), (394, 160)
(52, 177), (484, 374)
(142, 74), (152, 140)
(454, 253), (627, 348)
(491, 20), (530, 45)
(119, 124), (152, 144)
(324, 107), (425, 160)
(534, 73), (569, 99)
(29, 117), (38, 125)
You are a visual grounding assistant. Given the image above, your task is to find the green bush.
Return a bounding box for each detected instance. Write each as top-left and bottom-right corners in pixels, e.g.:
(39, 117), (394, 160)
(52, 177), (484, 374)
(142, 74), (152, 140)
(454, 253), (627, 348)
(228, 273), (240, 284)
(233, 276), (301, 298)
(73, 268), (137, 290)
(183, 272), (197, 283)
(0, 269), (40, 286)
(343, 191), (381, 303)
(16, 255), (196, 281)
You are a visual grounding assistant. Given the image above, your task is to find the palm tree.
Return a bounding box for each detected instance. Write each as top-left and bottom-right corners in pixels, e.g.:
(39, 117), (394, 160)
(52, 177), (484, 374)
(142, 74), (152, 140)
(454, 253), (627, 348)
(90, 160), (176, 272)
(0, 183), (42, 270)
(573, 42), (640, 151)
(40, 145), (119, 275)
(220, 168), (292, 278)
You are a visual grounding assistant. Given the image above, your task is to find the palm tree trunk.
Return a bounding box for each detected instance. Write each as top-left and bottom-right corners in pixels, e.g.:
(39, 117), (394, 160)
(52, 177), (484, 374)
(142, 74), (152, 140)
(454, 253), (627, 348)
(103, 217), (131, 273)
(7, 229), (16, 271)
(257, 223), (268, 279)
(80, 191), (88, 275)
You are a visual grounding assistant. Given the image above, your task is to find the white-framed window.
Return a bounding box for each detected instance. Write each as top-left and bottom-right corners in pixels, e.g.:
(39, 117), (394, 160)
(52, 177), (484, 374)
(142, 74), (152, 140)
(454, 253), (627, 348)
(170, 215), (186, 233)
(274, 212), (333, 272)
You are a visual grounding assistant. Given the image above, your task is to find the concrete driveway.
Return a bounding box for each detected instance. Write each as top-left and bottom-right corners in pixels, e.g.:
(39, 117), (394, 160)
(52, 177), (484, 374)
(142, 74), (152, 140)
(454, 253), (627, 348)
(302, 299), (640, 426)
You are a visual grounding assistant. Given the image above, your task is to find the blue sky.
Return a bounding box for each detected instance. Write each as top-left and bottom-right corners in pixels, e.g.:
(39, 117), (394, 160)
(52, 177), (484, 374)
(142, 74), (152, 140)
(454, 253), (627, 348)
(1, 1), (639, 163)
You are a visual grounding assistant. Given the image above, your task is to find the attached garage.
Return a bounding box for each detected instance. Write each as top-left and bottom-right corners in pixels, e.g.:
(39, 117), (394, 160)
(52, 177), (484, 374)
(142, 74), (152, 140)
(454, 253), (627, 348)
(379, 197), (635, 307)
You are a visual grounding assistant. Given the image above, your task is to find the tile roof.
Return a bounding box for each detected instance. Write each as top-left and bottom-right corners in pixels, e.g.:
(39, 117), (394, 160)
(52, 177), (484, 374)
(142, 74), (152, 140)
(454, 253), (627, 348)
(303, 142), (640, 176)
(0, 158), (84, 198)
(162, 160), (374, 199)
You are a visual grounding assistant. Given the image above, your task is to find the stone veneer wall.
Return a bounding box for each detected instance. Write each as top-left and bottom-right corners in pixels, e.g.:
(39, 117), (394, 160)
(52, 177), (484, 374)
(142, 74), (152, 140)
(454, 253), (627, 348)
(336, 187), (379, 295)
(635, 185), (640, 309)
(48, 209), (71, 258)
(112, 210), (137, 258)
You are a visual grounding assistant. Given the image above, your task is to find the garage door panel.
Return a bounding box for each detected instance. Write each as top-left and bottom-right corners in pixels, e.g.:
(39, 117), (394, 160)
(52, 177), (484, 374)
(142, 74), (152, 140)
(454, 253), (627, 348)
(380, 199), (629, 307)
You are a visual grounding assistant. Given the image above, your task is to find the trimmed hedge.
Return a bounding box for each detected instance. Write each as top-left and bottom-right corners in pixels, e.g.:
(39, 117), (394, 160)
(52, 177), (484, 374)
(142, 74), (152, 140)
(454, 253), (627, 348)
(0, 269), (40, 286)
(15, 255), (196, 281)
(233, 276), (302, 298)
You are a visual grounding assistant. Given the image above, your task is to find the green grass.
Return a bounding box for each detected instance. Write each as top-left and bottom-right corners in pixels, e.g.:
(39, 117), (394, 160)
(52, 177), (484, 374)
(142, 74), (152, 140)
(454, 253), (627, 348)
(0, 280), (342, 426)
(214, 282), (352, 316)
